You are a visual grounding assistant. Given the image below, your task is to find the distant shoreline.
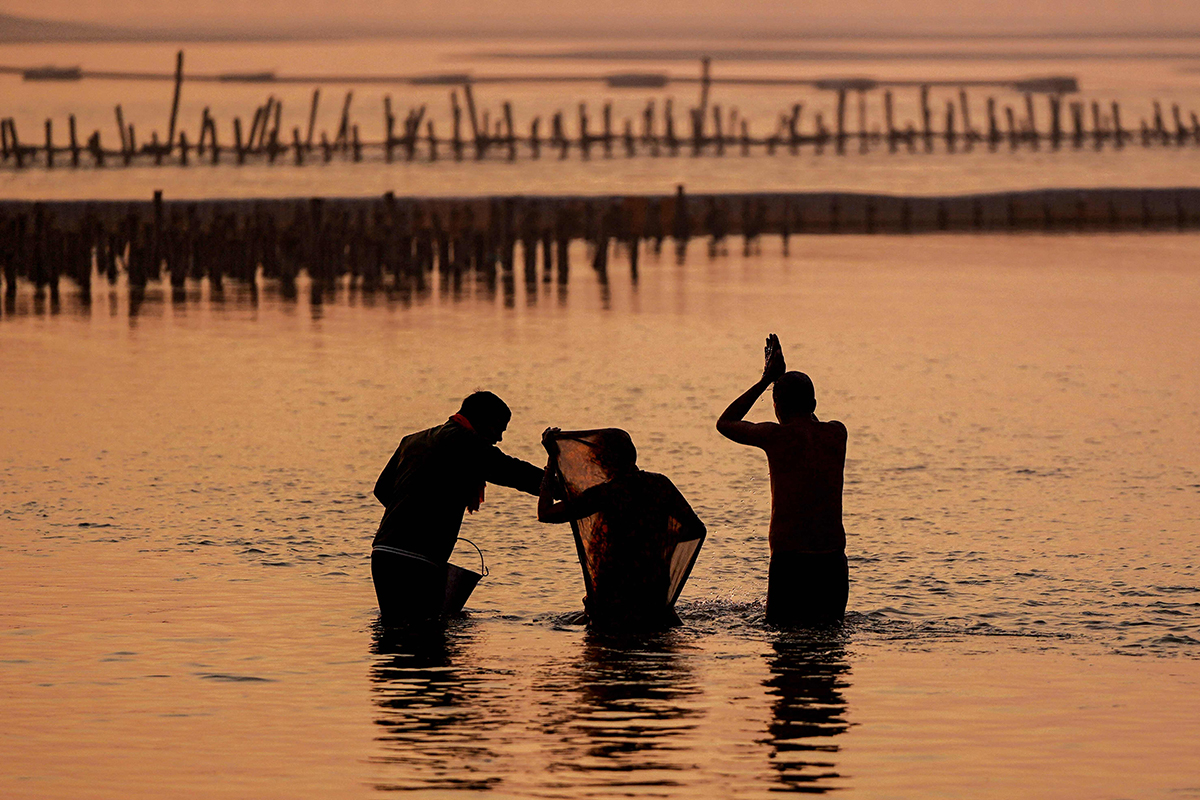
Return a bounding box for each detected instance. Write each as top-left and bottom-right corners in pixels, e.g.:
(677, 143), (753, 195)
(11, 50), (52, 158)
(4, 12), (1200, 46)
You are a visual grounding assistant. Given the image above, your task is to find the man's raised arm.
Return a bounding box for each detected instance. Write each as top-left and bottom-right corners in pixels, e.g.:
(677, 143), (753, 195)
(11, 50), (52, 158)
(716, 334), (785, 445)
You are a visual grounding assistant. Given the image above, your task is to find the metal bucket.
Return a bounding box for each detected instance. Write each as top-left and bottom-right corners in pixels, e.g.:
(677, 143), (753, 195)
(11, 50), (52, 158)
(442, 538), (488, 615)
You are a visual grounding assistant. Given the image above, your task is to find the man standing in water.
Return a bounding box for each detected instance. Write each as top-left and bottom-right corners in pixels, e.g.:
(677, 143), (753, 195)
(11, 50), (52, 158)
(716, 335), (849, 625)
(372, 391), (543, 626)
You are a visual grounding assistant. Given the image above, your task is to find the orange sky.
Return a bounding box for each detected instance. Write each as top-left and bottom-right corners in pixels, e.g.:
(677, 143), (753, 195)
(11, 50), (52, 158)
(4, 0), (1200, 36)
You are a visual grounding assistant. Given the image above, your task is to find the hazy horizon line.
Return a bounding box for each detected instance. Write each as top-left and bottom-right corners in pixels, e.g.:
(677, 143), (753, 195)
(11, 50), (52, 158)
(5, 11), (1200, 44)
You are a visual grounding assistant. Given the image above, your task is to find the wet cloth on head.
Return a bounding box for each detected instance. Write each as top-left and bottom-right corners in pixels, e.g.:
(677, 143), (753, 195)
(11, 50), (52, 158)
(544, 428), (706, 629)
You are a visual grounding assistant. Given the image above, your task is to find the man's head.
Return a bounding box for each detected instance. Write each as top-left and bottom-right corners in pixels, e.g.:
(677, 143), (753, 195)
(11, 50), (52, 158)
(772, 371), (816, 422)
(459, 391), (511, 444)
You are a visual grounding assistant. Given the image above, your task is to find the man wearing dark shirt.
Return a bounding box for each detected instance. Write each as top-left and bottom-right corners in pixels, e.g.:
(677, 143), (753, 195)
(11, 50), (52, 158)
(716, 335), (849, 626)
(371, 391), (542, 625)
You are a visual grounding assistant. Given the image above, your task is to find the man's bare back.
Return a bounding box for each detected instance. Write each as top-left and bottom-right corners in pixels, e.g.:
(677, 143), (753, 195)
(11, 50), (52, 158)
(716, 334), (849, 625)
(738, 417), (846, 554)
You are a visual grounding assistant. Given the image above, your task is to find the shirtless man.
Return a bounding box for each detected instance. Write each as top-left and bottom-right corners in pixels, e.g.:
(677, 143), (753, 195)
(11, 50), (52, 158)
(716, 334), (848, 625)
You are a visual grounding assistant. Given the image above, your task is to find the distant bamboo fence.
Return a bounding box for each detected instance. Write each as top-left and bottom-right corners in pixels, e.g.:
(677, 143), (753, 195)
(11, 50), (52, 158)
(3, 52), (1199, 171)
(2, 186), (1199, 304)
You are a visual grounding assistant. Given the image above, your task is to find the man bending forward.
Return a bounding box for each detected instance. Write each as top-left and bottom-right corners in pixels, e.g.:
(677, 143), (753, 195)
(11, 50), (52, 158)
(716, 334), (848, 625)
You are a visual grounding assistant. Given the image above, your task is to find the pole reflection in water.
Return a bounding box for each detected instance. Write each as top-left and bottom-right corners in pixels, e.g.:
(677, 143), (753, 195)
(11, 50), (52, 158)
(368, 622), (503, 792)
(763, 630), (853, 793)
(539, 630), (701, 792)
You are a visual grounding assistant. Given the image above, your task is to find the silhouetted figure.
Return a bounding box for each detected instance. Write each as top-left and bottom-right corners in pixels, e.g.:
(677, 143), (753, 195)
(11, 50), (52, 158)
(372, 391), (542, 626)
(539, 427), (706, 632)
(717, 335), (849, 626)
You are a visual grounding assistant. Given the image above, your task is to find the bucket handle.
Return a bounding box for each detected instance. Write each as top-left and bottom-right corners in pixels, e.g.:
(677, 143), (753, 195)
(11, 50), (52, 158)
(457, 537), (489, 577)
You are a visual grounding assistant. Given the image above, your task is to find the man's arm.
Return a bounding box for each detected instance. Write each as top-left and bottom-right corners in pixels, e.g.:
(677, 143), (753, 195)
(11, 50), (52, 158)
(373, 444), (403, 506)
(716, 377), (775, 444)
(538, 468), (604, 523)
(716, 334), (785, 446)
(661, 477), (707, 541)
(483, 447), (545, 495)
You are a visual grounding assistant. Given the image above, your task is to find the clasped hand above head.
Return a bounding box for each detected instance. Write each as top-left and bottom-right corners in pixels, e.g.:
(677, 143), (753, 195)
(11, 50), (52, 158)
(763, 332), (786, 384)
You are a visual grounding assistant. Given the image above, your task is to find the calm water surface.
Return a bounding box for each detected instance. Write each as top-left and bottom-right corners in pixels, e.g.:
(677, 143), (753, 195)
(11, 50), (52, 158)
(2, 233), (1199, 797)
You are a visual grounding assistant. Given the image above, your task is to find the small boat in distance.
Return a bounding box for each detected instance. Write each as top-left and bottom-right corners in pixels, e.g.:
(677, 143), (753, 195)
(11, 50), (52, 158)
(217, 71), (276, 82)
(22, 65), (81, 81)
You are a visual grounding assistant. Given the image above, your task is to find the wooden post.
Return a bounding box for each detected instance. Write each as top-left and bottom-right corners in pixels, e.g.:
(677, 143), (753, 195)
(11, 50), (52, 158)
(503, 101), (516, 160)
(1024, 93), (1037, 146)
(553, 111), (567, 158)
(337, 91), (353, 152)
(579, 103), (591, 158)
(603, 102), (613, 157)
(987, 97), (999, 147)
(664, 99), (678, 155)
(426, 119), (437, 160)
(44, 119), (53, 168)
(713, 105), (724, 155)
(384, 96), (395, 162)
(463, 83), (482, 158)
(698, 56), (711, 140)
(643, 100), (655, 145)
(530, 116), (540, 158)
(352, 125), (362, 161)
(1005, 106), (1018, 148)
(10, 120), (23, 168)
(857, 90), (868, 153)
(90, 131), (103, 167)
(1070, 102), (1084, 147)
(207, 118), (218, 164)
(1091, 101), (1104, 145)
(740, 119), (750, 155)
(179, 131), (189, 166)
(247, 106), (264, 153)
(959, 90), (975, 142)
(783, 105), (799, 153)
(233, 117), (245, 164)
(321, 132), (332, 162)
(944, 100), (956, 150)
(69, 115), (79, 166)
(254, 98), (272, 151)
(0, 118), (8, 161)
(1153, 101), (1167, 144)
(624, 119), (635, 157)
(151, 132), (161, 165)
(835, 89), (847, 153)
(1049, 94), (1062, 148)
(292, 127), (304, 165)
(167, 50), (183, 156)
(270, 100), (282, 158)
(115, 105), (127, 156)
(306, 89), (319, 151)
(884, 90), (896, 150)
(920, 85), (932, 149)
(1112, 101), (1124, 147)
(450, 91), (464, 160)
(1172, 104), (1186, 145)
(196, 108), (207, 157)
(411, 106), (426, 160)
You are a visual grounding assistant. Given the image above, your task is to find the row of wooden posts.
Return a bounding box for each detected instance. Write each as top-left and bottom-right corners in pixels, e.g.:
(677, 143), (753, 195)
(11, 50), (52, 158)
(3, 53), (1200, 170)
(3, 186), (1200, 302)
